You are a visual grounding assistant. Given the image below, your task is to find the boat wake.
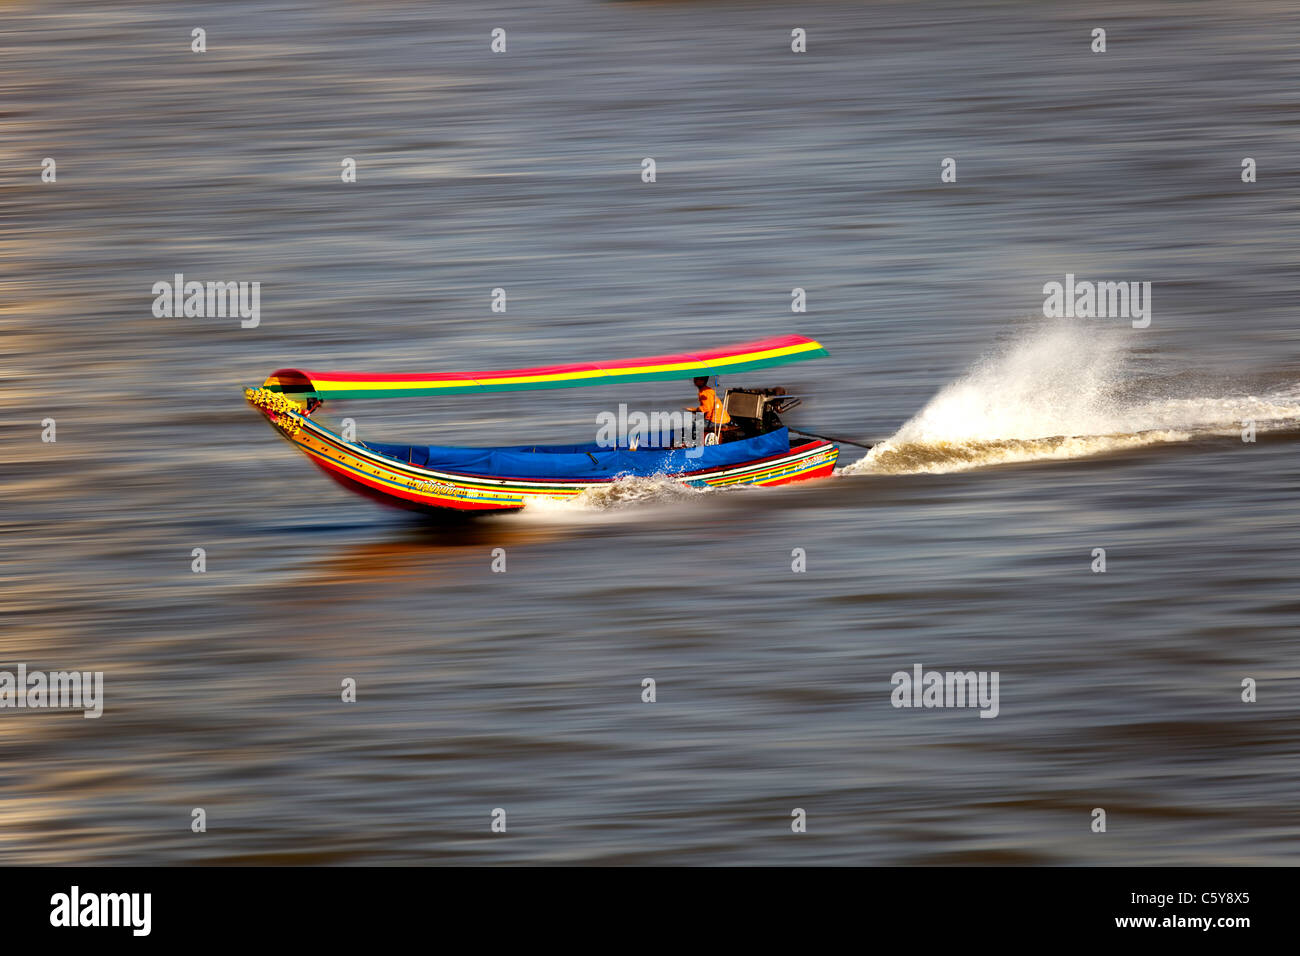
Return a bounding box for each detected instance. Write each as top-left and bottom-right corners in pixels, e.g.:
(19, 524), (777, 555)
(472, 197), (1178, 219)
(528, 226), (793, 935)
(841, 323), (1300, 476)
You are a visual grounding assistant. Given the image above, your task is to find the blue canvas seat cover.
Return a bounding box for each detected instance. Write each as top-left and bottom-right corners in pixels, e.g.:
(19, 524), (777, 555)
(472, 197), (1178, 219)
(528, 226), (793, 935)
(363, 428), (790, 480)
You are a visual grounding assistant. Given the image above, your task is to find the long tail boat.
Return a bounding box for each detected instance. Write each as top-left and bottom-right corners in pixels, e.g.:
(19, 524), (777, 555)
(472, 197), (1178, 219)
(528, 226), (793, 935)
(244, 334), (839, 515)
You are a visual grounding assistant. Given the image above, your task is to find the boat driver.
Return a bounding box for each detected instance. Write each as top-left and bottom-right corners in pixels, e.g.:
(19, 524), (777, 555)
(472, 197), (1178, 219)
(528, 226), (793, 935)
(688, 376), (735, 443)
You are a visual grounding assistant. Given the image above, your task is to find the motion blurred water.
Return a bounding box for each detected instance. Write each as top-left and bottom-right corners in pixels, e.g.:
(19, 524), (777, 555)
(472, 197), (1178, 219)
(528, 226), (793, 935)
(2, 0), (1298, 865)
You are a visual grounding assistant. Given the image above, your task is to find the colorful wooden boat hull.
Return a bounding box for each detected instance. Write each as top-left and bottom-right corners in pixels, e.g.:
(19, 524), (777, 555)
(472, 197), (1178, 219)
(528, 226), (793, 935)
(249, 404), (838, 514)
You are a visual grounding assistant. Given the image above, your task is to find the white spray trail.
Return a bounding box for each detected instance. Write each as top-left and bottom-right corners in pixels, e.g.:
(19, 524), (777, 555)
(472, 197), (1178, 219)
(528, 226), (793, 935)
(842, 323), (1300, 475)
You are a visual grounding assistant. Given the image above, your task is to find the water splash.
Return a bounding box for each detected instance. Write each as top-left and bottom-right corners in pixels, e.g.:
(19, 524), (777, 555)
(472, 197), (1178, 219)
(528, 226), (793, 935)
(842, 323), (1300, 475)
(514, 474), (711, 517)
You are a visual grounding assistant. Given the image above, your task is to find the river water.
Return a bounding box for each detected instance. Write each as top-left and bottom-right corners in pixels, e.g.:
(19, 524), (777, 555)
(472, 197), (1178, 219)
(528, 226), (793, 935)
(2, 0), (1298, 864)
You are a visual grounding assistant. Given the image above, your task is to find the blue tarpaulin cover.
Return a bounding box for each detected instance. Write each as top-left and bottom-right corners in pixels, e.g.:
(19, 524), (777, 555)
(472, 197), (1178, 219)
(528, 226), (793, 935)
(364, 428), (790, 480)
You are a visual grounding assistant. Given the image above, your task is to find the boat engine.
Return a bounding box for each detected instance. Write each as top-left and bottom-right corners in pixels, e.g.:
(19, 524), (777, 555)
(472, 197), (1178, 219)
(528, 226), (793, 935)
(723, 387), (802, 437)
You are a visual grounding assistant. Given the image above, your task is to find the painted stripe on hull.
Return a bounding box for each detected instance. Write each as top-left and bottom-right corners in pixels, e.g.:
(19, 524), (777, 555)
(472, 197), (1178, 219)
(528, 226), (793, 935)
(264, 410), (837, 512)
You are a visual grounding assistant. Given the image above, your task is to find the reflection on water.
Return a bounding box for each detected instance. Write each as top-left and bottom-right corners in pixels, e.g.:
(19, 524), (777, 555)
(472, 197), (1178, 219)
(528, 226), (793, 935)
(307, 523), (565, 581)
(2, 0), (1299, 864)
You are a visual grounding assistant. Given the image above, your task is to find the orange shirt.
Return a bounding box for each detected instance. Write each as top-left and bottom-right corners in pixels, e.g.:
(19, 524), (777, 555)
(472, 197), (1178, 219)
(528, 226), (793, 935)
(698, 387), (731, 424)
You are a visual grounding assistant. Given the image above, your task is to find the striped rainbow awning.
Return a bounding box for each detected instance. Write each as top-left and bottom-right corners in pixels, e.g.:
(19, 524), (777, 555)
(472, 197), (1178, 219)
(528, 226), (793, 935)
(257, 334), (828, 400)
